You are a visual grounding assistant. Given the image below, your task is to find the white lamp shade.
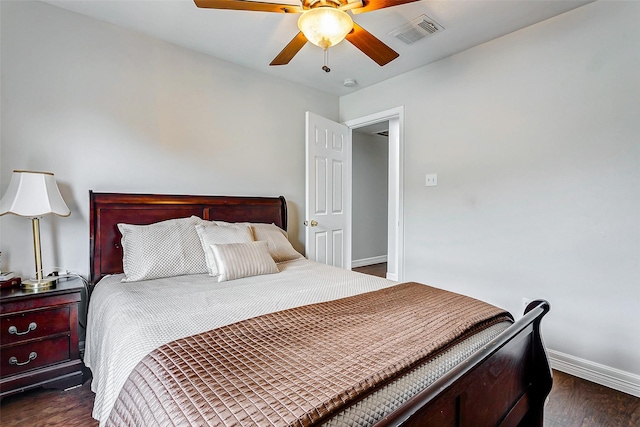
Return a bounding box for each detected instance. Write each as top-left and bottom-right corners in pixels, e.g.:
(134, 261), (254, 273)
(0, 170), (70, 218)
(298, 7), (353, 50)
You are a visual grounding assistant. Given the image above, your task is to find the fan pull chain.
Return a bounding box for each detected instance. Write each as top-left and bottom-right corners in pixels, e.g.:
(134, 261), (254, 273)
(322, 49), (331, 73)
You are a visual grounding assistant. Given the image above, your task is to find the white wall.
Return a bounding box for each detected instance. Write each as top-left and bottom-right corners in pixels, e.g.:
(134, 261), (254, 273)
(352, 131), (388, 262)
(341, 0), (640, 388)
(0, 1), (338, 278)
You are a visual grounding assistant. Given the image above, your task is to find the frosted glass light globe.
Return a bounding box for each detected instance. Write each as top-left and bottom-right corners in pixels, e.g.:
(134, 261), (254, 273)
(298, 7), (353, 50)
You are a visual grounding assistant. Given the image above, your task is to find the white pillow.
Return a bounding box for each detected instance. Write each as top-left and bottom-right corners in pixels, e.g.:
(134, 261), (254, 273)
(211, 241), (278, 282)
(118, 216), (209, 282)
(195, 223), (254, 276)
(215, 221), (302, 263)
(250, 223), (303, 262)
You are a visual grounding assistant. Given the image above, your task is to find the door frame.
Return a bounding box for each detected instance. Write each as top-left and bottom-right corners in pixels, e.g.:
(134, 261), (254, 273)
(344, 106), (404, 282)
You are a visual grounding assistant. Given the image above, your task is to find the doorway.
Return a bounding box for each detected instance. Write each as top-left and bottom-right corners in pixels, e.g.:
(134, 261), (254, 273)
(351, 124), (389, 274)
(345, 107), (404, 281)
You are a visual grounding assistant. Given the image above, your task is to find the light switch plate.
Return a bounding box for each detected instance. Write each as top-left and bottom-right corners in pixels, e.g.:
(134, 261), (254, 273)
(425, 173), (438, 187)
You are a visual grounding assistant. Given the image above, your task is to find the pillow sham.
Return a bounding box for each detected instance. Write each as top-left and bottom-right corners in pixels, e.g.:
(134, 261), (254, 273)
(195, 223), (254, 276)
(118, 216), (209, 282)
(250, 223), (304, 262)
(210, 241), (278, 282)
(215, 221), (303, 262)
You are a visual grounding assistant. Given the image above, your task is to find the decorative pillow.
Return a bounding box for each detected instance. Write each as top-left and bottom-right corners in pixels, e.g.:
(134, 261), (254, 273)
(210, 241), (278, 282)
(195, 223), (254, 276)
(118, 216), (209, 282)
(250, 223), (303, 262)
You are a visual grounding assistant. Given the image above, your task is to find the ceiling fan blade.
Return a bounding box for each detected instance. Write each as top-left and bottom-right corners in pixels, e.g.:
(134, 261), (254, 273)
(350, 0), (420, 15)
(345, 23), (399, 66)
(270, 32), (308, 66)
(194, 0), (303, 14)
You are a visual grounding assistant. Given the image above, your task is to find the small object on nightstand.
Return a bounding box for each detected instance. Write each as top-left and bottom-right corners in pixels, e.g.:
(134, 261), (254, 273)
(0, 276), (21, 289)
(0, 271), (16, 280)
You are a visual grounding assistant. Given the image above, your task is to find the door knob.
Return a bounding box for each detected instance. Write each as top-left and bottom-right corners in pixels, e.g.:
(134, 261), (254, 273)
(304, 220), (318, 227)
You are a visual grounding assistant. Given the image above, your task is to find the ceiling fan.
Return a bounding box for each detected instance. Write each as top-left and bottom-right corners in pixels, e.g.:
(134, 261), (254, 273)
(194, 0), (420, 71)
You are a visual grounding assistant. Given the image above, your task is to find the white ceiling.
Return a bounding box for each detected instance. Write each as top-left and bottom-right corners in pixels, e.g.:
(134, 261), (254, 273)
(41, 0), (593, 96)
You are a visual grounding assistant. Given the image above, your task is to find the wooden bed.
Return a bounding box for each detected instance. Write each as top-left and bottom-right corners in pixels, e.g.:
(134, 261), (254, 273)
(89, 191), (552, 427)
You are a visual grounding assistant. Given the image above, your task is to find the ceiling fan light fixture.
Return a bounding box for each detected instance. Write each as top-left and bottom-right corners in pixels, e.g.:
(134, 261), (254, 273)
(298, 7), (353, 50)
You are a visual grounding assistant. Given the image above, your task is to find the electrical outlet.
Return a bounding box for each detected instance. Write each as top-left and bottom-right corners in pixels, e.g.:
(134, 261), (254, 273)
(425, 173), (438, 187)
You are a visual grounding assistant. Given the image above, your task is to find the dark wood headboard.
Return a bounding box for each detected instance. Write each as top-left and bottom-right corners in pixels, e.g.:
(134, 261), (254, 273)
(89, 191), (287, 284)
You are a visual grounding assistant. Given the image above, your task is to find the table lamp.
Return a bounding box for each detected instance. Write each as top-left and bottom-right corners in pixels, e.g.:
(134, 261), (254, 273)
(0, 170), (70, 289)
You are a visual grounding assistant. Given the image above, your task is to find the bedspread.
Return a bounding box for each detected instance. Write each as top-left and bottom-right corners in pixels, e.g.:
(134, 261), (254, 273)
(106, 282), (511, 427)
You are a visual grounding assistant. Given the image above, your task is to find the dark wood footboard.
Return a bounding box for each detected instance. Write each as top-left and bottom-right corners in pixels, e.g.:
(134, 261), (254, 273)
(376, 300), (552, 427)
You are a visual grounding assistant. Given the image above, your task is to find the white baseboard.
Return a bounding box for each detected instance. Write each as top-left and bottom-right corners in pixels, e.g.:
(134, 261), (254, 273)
(351, 255), (387, 268)
(548, 349), (640, 398)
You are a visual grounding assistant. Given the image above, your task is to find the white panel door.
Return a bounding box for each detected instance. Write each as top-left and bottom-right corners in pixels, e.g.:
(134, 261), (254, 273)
(305, 111), (351, 269)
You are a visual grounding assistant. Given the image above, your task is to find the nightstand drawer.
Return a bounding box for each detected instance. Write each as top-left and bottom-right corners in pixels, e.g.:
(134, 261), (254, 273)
(1, 307), (70, 346)
(0, 336), (70, 377)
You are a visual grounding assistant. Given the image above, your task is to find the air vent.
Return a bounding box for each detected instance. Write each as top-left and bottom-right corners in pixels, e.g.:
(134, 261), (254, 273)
(389, 15), (443, 45)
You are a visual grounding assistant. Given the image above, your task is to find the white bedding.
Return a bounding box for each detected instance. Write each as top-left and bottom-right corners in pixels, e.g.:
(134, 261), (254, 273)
(85, 258), (396, 425)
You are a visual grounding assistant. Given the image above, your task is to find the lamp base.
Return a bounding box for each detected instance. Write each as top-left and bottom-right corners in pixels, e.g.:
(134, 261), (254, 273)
(22, 276), (58, 290)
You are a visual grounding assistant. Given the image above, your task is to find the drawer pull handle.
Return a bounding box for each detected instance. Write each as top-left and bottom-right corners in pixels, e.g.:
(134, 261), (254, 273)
(8, 322), (37, 336)
(9, 352), (37, 366)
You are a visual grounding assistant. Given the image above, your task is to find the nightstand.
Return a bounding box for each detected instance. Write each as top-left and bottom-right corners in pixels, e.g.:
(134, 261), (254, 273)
(0, 276), (84, 398)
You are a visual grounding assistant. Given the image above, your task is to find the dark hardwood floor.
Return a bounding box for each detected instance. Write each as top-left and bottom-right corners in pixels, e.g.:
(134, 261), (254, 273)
(0, 380), (98, 426)
(1, 370), (638, 426)
(544, 371), (640, 426)
(352, 262), (388, 278)
(2, 263), (637, 426)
